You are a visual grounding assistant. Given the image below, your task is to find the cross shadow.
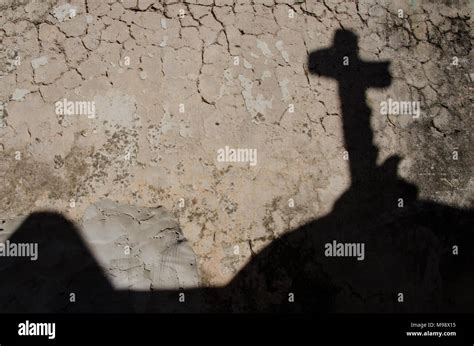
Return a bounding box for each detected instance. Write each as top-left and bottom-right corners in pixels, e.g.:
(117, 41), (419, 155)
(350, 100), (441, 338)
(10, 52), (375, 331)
(223, 30), (474, 313)
(0, 29), (472, 313)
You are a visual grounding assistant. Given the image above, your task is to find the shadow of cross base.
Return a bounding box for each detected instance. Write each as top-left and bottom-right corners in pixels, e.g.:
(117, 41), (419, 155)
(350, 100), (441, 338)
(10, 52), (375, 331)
(0, 30), (473, 313)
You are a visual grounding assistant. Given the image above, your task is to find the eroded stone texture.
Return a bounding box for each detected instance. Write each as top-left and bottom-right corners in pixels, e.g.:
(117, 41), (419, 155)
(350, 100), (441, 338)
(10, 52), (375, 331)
(81, 199), (199, 290)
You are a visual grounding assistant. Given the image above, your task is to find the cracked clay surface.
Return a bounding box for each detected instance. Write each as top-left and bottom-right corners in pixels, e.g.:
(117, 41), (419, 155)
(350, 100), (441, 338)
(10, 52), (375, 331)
(0, 0), (472, 287)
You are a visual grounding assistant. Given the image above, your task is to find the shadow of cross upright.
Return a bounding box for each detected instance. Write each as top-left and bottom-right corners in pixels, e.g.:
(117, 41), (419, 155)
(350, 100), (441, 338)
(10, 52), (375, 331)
(309, 29), (392, 186)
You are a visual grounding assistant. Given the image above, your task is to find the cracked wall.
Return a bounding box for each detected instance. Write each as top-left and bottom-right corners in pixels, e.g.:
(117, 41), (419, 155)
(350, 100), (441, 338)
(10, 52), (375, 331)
(0, 0), (472, 287)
